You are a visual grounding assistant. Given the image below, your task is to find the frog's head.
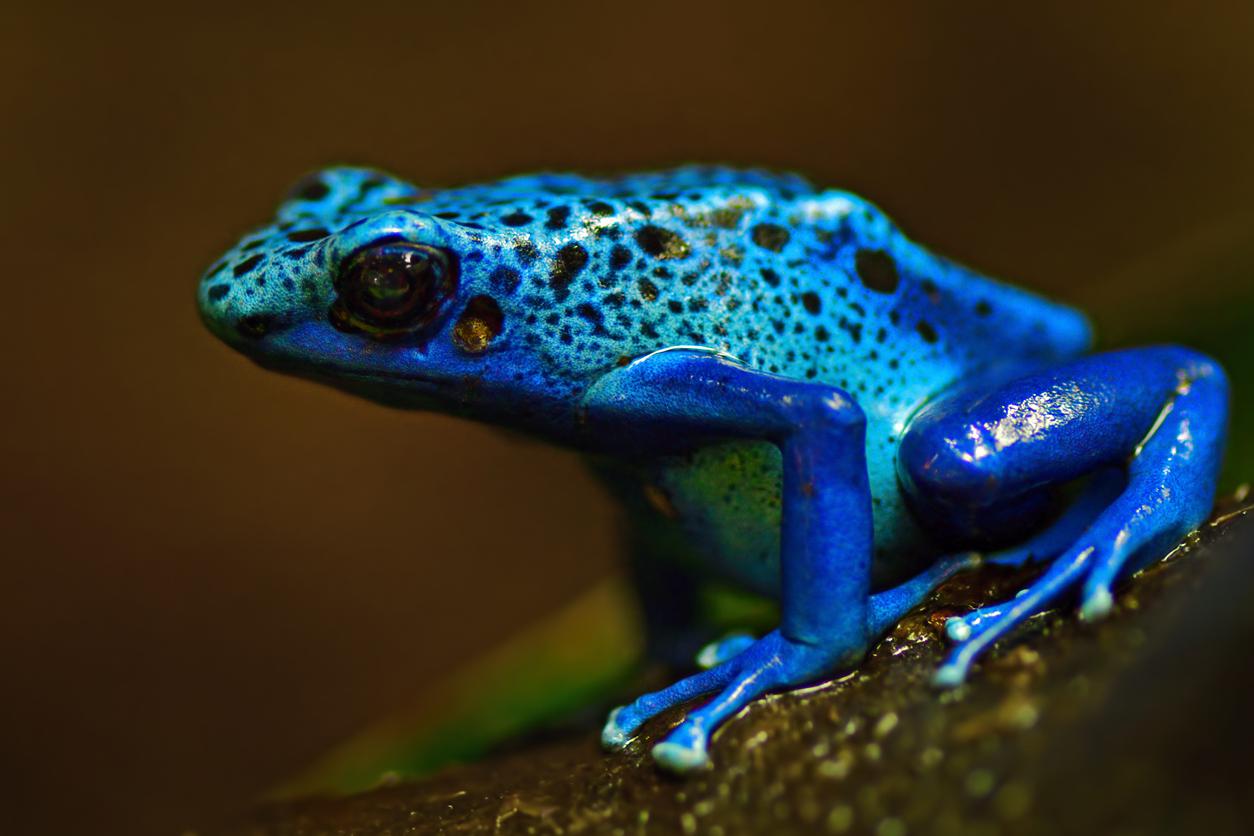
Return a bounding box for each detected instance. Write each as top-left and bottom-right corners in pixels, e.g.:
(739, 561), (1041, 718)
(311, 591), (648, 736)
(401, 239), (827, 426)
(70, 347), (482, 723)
(197, 167), (589, 436)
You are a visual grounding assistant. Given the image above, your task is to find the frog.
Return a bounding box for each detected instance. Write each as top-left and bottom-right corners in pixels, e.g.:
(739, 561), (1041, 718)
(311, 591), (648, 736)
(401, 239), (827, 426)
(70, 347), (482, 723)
(198, 165), (1228, 774)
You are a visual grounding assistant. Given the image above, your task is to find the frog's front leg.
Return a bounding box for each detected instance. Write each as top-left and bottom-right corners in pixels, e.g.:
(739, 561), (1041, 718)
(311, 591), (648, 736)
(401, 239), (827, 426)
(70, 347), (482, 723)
(584, 348), (972, 772)
(899, 346), (1228, 686)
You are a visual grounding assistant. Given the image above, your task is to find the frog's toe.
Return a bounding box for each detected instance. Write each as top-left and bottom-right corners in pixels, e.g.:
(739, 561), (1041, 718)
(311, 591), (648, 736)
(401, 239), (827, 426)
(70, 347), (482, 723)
(944, 615), (974, 642)
(943, 603), (1010, 643)
(695, 631), (755, 669)
(652, 738), (711, 773)
(932, 661), (968, 689)
(934, 544), (1095, 686)
(1078, 583), (1115, 622)
(599, 663), (741, 755)
(600, 706), (632, 751)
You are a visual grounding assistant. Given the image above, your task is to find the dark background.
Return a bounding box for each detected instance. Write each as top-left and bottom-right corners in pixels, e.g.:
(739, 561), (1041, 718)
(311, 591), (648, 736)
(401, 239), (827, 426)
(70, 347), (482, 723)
(5, 3), (1254, 834)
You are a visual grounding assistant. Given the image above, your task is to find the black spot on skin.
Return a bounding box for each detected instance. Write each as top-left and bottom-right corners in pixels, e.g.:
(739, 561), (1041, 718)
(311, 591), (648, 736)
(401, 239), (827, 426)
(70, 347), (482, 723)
(241, 238), (267, 252)
(282, 278), (295, 291)
(435, 211), (460, 219)
(207, 284), (230, 302)
(916, 320), (939, 343)
(751, 223), (790, 252)
(975, 300), (993, 317)
(549, 243), (588, 301)
(610, 245), (632, 271)
(627, 200), (652, 217)
(501, 211), (533, 227)
(640, 322), (659, 338)
(838, 317), (863, 343)
(288, 176), (330, 202)
(637, 278), (659, 301)
(635, 225), (690, 259)
(855, 249), (900, 294)
(489, 266), (521, 295)
(603, 292), (626, 307)
(815, 325), (830, 342)
(286, 227), (329, 243)
(546, 206), (571, 229)
(283, 245), (312, 259)
(801, 291), (822, 314)
(233, 254), (264, 277)
(514, 239), (539, 264)
(761, 268), (781, 287)
(667, 300), (683, 314)
(586, 201), (614, 216)
(236, 314), (276, 339)
(575, 303), (605, 331)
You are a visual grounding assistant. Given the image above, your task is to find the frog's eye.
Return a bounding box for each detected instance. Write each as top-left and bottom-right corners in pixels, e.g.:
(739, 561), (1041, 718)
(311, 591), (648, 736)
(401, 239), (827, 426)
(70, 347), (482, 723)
(330, 242), (458, 338)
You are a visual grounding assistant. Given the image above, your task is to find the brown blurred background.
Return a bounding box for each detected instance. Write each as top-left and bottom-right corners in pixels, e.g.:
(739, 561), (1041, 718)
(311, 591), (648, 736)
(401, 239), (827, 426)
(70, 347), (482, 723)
(5, 3), (1254, 834)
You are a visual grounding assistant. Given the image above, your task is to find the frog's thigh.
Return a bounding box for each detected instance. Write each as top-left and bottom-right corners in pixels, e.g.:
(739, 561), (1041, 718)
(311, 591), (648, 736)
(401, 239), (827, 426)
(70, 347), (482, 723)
(898, 347), (1223, 527)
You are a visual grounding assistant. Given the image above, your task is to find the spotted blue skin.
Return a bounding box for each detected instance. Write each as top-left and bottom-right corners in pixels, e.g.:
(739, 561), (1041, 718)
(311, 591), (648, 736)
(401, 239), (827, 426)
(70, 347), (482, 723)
(199, 166), (1229, 773)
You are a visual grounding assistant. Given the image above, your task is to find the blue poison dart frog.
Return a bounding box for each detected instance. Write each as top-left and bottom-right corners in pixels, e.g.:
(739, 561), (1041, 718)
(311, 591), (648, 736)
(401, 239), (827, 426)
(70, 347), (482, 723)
(199, 166), (1228, 773)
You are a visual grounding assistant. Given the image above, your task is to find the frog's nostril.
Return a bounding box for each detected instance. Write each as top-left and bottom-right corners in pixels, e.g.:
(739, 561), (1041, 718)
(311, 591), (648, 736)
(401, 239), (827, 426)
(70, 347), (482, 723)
(236, 313), (279, 339)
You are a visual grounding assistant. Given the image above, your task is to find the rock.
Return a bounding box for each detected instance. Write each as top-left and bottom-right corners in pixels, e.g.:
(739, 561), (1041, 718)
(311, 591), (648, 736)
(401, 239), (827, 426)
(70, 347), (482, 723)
(210, 501), (1254, 836)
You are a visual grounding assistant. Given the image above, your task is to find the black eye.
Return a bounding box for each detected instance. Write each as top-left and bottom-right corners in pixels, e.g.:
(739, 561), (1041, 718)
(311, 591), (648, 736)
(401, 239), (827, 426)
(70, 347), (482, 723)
(330, 242), (458, 338)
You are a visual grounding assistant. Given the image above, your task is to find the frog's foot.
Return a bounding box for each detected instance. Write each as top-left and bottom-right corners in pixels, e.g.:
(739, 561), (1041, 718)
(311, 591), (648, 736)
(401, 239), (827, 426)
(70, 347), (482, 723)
(695, 632), (755, 670)
(604, 550), (988, 771)
(602, 630), (847, 772)
(943, 468), (1129, 643)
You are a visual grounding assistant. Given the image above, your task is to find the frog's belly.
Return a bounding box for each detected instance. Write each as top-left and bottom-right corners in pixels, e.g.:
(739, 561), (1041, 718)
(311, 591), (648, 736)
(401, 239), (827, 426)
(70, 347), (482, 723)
(651, 438), (937, 595)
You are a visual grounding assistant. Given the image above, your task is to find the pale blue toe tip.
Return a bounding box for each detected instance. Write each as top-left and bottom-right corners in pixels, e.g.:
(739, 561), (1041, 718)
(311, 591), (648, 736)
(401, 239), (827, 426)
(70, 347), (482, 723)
(1079, 587), (1113, 622)
(652, 740), (711, 773)
(932, 663), (966, 689)
(945, 617), (972, 642)
(695, 642), (721, 670)
(601, 707), (631, 751)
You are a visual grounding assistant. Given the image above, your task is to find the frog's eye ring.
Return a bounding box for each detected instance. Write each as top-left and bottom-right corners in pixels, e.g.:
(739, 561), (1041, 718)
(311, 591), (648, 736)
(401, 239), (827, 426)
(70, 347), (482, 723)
(330, 242), (458, 339)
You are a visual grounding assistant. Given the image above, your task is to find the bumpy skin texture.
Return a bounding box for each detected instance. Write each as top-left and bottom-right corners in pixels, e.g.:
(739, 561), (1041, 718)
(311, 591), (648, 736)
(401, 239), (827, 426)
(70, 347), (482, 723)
(199, 166), (1228, 773)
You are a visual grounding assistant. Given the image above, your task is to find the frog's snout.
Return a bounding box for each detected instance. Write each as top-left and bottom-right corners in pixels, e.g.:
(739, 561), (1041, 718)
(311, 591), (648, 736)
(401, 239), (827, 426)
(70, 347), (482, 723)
(197, 269), (295, 349)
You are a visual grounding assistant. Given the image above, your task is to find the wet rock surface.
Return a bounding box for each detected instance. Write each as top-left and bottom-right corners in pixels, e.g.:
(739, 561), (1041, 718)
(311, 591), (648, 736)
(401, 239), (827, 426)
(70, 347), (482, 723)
(213, 504), (1254, 836)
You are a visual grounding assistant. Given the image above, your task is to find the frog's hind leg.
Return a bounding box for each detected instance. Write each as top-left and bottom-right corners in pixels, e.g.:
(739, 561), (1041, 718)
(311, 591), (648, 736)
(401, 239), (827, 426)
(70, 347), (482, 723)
(899, 347), (1228, 687)
(944, 467), (1127, 641)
